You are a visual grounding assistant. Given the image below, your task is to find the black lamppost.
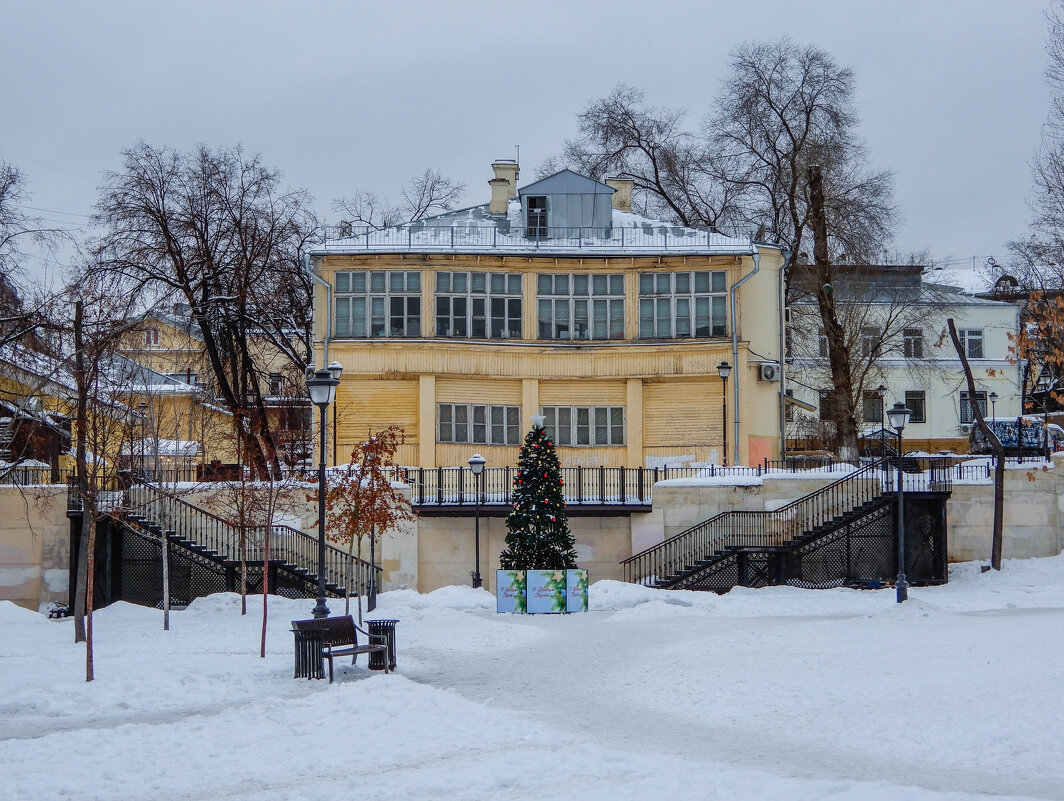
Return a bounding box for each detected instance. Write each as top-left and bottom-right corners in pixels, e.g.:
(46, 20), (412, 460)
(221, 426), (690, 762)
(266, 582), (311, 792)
(307, 367), (340, 619)
(327, 361), (343, 465)
(989, 391), (998, 422)
(468, 452), (486, 589)
(876, 384), (888, 428)
(717, 361), (732, 466)
(887, 401), (912, 603)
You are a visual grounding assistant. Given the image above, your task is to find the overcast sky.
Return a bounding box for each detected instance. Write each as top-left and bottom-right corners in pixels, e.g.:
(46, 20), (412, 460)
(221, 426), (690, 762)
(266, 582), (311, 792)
(0, 0), (1053, 281)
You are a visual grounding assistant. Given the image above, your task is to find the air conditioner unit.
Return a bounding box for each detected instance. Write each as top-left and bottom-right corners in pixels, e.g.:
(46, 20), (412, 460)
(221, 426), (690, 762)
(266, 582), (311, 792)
(759, 363), (782, 382)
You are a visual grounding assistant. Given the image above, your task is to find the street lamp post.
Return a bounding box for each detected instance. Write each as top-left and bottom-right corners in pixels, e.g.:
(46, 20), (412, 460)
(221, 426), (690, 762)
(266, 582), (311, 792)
(887, 402), (912, 603)
(989, 391), (998, 422)
(717, 361), (732, 466)
(327, 361), (343, 465)
(468, 453), (486, 589)
(307, 367), (340, 619)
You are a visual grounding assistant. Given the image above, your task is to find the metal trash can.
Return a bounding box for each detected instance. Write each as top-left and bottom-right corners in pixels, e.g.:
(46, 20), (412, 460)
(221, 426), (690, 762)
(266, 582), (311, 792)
(292, 628), (325, 679)
(367, 619), (399, 671)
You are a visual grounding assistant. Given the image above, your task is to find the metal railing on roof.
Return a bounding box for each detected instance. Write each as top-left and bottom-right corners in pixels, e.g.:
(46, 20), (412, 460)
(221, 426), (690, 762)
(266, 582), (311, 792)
(317, 224), (754, 253)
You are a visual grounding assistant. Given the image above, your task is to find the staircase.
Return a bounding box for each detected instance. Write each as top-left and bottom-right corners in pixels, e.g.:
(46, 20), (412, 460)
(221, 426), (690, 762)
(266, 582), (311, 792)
(101, 479), (379, 602)
(622, 459), (951, 592)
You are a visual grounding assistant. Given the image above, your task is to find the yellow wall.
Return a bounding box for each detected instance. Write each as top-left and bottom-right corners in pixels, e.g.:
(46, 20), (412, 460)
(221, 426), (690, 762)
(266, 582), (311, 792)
(315, 250), (785, 468)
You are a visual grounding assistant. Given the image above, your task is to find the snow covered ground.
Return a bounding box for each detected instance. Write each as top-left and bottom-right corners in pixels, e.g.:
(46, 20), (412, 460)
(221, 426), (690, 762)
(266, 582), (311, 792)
(2, 558), (1063, 801)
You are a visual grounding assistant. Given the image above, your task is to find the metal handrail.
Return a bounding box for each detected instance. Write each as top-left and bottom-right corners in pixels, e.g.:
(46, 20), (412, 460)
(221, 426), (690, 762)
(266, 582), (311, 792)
(620, 458), (953, 587)
(116, 478), (379, 597)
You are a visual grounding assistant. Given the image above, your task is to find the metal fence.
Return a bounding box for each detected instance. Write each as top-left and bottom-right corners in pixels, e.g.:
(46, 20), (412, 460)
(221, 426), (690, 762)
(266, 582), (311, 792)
(319, 224), (754, 253)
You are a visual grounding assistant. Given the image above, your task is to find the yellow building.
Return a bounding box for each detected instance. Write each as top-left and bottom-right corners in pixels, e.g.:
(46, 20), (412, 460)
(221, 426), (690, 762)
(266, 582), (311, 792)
(310, 162), (786, 470)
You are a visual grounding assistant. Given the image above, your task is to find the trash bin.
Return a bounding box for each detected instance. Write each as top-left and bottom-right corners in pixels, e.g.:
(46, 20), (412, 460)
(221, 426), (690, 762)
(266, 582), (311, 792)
(292, 628), (325, 679)
(367, 619), (399, 671)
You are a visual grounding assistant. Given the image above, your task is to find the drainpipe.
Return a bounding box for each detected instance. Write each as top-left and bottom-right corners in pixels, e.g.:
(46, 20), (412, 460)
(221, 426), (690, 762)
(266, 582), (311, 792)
(730, 245), (761, 466)
(304, 252), (331, 368)
(778, 247), (791, 461)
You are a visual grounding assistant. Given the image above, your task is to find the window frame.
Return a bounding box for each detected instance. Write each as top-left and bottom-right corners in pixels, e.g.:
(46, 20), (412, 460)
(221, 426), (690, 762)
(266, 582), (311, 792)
(959, 390), (987, 424)
(904, 390), (926, 424)
(959, 328), (984, 359)
(536, 273), (625, 341)
(334, 270), (422, 338)
(638, 271), (728, 339)
(437, 403), (520, 445)
(903, 328), (924, 359)
(435, 271), (522, 339)
(862, 390), (884, 424)
(542, 405), (625, 446)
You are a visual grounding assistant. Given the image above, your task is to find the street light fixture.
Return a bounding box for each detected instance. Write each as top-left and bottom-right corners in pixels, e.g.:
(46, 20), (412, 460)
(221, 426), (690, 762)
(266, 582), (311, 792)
(307, 367), (340, 619)
(468, 453), (486, 589)
(327, 361), (343, 465)
(717, 361), (732, 466)
(886, 401), (912, 603)
(989, 391), (998, 422)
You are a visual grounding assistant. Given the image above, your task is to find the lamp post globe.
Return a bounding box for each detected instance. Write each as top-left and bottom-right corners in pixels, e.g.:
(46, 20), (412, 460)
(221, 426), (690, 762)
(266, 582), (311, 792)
(717, 361), (732, 466)
(307, 367), (340, 619)
(468, 453), (486, 589)
(989, 391), (998, 422)
(886, 402), (912, 603)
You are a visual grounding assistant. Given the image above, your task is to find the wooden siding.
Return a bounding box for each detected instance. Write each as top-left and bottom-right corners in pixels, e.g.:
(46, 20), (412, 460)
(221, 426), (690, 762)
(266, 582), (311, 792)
(529, 380), (627, 406)
(434, 378), (522, 405)
(335, 379), (418, 449)
(643, 379), (722, 446)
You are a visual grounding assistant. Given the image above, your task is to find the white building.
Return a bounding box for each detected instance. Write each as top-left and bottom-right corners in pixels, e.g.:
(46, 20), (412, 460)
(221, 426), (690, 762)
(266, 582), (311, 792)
(785, 264), (1021, 453)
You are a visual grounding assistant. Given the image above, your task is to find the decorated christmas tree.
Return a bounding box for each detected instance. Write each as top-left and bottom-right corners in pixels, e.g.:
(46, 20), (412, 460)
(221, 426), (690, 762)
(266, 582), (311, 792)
(499, 417), (578, 569)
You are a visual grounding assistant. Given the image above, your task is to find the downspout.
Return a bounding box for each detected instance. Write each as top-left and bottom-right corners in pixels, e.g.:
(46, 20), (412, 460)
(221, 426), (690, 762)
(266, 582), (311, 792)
(730, 245), (761, 465)
(778, 247), (791, 461)
(304, 252), (331, 368)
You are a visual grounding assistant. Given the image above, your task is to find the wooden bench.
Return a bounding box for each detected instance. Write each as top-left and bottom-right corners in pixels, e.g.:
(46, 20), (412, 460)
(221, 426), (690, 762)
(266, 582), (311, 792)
(291, 616), (391, 682)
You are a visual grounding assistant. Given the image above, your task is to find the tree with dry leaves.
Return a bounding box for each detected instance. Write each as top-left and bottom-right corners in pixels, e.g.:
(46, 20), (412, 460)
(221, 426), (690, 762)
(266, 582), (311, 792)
(332, 169), (466, 231)
(323, 426), (413, 622)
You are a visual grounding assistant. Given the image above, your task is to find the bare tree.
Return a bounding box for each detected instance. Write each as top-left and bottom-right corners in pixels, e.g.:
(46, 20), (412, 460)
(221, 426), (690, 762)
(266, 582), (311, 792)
(91, 143), (317, 478)
(332, 168), (466, 230)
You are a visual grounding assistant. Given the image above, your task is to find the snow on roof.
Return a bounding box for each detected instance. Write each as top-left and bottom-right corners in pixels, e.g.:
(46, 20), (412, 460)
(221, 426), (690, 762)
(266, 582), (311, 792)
(120, 439), (201, 457)
(314, 200), (762, 257)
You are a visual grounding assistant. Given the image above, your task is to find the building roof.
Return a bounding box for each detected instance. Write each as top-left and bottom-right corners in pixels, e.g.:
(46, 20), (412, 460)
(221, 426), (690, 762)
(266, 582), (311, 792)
(517, 169), (615, 196)
(314, 200), (761, 257)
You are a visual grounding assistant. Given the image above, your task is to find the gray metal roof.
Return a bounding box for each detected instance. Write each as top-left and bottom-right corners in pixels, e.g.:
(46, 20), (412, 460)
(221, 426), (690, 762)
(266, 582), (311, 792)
(517, 169), (615, 196)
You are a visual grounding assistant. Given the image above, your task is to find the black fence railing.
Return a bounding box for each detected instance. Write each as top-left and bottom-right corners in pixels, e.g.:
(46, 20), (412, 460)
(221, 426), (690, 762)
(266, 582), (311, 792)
(621, 458), (953, 587)
(100, 479), (379, 598)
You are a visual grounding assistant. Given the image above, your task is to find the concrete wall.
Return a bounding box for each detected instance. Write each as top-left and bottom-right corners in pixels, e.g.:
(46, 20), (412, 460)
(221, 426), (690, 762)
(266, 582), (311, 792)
(0, 487), (69, 611)
(948, 459), (1064, 561)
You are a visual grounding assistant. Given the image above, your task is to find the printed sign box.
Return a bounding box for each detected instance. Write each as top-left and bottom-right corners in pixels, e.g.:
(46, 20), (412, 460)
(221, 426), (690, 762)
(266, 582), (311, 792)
(496, 570), (526, 614)
(496, 569), (589, 613)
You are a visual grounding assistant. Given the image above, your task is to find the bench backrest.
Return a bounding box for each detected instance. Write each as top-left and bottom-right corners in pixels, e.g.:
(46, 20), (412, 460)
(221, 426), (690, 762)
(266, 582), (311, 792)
(291, 616), (359, 646)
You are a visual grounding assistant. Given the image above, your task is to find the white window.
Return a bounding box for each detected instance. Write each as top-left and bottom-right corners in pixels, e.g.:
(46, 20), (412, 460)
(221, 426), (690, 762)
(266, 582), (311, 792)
(144, 328), (160, 347)
(435, 272), (522, 339)
(537, 274), (624, 340)
(335, 271), (421, 338)
(862, 390), (884, 424)
(542, 406), (624, 446)
(959, 328), (984, 359)
(860, 326), (881, 358)
(438, 404), (520, 445)
(903, 328), (924, 358)
(526, 196), (548, 238)
(638, 271), (727, 338)
(905, 391), (926, 423)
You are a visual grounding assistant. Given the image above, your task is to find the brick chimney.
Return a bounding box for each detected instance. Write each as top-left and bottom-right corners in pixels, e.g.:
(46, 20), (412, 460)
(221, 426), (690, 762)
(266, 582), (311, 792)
(489, 159), (519, 214)
(605, 177), (634, 212)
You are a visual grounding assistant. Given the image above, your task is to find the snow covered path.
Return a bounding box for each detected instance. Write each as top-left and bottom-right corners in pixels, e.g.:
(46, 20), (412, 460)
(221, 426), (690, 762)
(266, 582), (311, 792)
(1, 558), (1063, 801)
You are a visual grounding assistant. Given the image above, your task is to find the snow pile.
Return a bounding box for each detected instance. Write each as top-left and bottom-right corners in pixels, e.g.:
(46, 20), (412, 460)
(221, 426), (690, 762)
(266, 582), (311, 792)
(2, 557), (1063, 800)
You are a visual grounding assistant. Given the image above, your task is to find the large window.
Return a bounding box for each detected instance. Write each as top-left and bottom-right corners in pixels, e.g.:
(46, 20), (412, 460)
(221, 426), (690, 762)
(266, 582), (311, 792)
(903, 328), (924, 358)
(638, 271), (727, 338)
(959, 329), (984, 359)
(435, 272), (522, 339)
(960, 391), (987, 424)
(543, 406), (624, 446)
(438, 403), (520, 445)
(335, 270), (421, 338)
(905, 390), (926, 424)
(537, 274), (624, 340)
(860, 326), (881, 358)
(819, 390), (837, 421)
(526, 196), (548, 238)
